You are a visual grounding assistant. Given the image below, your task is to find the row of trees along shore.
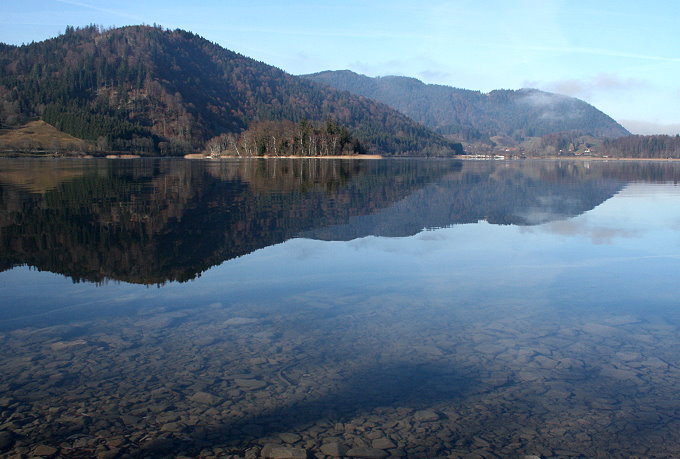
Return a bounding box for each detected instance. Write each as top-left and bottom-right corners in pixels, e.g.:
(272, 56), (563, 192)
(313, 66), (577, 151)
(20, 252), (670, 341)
(204, 119), (365, 157)
(602, 134), (680, 159)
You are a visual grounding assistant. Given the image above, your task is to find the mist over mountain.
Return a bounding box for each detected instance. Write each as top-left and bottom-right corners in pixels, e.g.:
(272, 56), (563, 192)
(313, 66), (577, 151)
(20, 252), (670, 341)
(0, 26), (457, 156)
(302, 70), (630, 143)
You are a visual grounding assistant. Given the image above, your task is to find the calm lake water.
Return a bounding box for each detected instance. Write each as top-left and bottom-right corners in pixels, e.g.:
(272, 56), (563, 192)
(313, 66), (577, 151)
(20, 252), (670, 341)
(1, 158), (680, 458)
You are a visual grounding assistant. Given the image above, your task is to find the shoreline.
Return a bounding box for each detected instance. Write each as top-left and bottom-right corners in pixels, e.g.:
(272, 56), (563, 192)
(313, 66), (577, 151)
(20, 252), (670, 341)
(531, 156), (680, 162)
(460, 155), (680, 162)
(184, 154), (383, 160)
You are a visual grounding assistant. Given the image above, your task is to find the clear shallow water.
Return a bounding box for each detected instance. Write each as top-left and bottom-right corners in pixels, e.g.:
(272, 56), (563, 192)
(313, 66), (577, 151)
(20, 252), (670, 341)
(1, 158), (680, 458)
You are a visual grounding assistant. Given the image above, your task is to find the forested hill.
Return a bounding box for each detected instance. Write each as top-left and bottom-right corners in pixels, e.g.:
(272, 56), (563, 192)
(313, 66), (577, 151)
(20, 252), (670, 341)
(0, 25), (457, 156)
(302, 70), (630, 142)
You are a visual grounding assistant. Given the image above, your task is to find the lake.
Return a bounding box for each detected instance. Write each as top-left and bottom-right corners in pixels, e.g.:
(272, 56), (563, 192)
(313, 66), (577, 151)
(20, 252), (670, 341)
(1, 157), (680, 458)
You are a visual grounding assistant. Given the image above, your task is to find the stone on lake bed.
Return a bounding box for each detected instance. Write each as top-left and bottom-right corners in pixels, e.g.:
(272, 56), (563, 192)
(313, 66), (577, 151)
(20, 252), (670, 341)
(277, 432), (302, 443)
(0, 431), (15, 451)
(264, 446), (308, 458)
(140, 437), (174, 453)
(413, 409), (441, 421)
(49, 339), (86, 351)
(33, 445), (58, 456)
(581, 323), (618, 336)
(320, 441), (348, 457)
(236, 378), (267, 390)
(223, 317), (259, 326)
(160, 421), (185, 432)
(96, 447), (120, 459)
(371, 438), (396, 449)
(345, 447), (389, 458)
(189, 391), (221, 404)
(119, 415), (140, 425)
(245, 446), (261, 458)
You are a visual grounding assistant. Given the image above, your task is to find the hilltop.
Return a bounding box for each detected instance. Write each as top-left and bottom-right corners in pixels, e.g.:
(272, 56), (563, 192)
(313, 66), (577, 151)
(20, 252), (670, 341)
(0, 25), (458, 156)
(302, 70), (630, 147)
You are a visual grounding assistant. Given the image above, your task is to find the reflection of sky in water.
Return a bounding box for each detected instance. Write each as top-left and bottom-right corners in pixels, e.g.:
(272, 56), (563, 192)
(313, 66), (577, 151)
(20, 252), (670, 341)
(4, 171), (680, 456)
(3, 183), (680, 329)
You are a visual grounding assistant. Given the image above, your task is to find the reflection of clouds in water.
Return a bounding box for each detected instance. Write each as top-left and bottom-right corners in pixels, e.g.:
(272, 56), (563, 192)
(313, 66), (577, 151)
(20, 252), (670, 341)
(418, 229), (452, 241)
(347, 236), (375, 250)
(516, 195), (580, 225)
(284, 238), (327, 260)
(672, 221), (680, 248)
(348, 236), (407, 255)
(520, 209), (568, 225)
(547, 219), (640, 245)
(512, 254), (680, 272)
(522, 216), (641, 245)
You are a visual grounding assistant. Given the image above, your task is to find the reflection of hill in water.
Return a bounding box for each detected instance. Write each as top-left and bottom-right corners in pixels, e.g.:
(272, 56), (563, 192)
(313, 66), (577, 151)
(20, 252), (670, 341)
(2, 158), (669, 285)
(304, 161), (626, 240)
(0, 158), (456, 284)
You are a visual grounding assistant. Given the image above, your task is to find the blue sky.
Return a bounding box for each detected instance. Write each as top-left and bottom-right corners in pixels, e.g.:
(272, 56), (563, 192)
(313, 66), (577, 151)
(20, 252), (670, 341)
(2, 0), (679, 135)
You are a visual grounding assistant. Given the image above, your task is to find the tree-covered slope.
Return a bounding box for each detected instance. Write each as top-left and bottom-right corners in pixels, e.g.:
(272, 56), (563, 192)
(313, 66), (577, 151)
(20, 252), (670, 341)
(302, 70), (630, 142)
(0, 26), (458, 156)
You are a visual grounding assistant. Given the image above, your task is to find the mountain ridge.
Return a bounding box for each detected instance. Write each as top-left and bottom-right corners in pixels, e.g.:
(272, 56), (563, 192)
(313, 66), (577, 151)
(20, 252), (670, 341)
(302, 70), (630, 143)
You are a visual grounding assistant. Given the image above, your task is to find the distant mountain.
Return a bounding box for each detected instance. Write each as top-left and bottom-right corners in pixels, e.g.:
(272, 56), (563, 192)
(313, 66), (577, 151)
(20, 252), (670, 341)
(0, 26), (457, 156)
(302, 70), (630, 142)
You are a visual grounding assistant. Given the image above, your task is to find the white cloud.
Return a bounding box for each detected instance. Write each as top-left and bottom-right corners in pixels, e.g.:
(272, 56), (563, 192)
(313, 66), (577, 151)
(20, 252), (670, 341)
(617, 120), (680, 136)
(526, 73), (648, 100)
(348, 56), (446, 80)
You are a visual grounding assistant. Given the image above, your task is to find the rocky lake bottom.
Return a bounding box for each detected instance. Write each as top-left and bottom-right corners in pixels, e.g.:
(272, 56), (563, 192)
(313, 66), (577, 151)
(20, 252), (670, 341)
(2, 286), (680, 459)
(2, 158), (680, 458)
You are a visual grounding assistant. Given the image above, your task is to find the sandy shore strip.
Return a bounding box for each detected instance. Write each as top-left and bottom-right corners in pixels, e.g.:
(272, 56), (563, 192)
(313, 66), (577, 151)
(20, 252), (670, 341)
(184, 154), (383, 159)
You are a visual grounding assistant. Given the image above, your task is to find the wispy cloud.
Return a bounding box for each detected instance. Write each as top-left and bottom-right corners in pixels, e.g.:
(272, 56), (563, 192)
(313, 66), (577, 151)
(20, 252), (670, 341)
(54, 0), (145, 22)
(419, 70), (453, 83)
(525, 73), (648, 100)
(348, 56), (449, 81)
(507, 44), (680, 63)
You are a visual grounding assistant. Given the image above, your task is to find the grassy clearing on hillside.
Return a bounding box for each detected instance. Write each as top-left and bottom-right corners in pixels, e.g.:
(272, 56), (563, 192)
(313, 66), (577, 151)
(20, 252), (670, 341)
(0, 120), (89, 153)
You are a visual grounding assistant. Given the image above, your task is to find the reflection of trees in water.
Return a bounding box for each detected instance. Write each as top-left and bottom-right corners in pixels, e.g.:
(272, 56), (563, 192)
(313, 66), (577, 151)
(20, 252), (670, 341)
(0, 159), (456, 284)
(1, 159), (676, 285)
(304, 161), (627, 240)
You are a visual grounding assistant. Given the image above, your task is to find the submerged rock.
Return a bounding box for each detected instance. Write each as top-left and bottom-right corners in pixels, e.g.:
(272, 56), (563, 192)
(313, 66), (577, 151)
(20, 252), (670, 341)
(33, 445), (58, 456)
(345, 446), (389, 458)
(236, 378), (267, 390)
(413, 409), (441, 422)
(371, 437), (396, 449)
(140, 437), (174, 453)
(0, 431), (15, 452)
(277, 432), (302, 443)
(320, 441), (348, 457)
(189, 391), (221, 404)
(264, 446), (308, 458)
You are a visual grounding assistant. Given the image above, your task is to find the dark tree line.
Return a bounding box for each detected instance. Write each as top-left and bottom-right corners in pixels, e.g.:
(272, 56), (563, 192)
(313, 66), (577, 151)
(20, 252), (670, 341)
(204, 119), (364, 156)
(602, 135), (680, 159)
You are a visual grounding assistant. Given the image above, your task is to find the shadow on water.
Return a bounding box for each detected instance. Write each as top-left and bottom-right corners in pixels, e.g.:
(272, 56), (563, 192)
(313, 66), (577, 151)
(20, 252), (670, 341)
(137, 361), (478, 457)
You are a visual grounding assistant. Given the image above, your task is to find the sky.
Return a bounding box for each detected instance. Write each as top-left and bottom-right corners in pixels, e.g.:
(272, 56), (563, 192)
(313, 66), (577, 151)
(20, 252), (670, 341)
(1, 0), (679, 135)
